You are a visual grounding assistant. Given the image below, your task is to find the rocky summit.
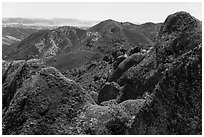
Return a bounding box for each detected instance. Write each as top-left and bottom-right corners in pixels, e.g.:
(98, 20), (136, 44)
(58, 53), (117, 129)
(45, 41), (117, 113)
(2, 11), (202, 135)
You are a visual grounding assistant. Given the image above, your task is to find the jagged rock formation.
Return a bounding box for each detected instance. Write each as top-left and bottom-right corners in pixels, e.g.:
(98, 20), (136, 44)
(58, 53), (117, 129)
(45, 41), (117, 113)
(125, 11), (202, 134)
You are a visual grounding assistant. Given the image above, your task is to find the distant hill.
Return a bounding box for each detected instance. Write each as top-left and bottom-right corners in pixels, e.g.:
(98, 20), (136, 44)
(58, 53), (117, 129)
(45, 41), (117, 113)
(3, 26), (86, 60)
(3, 18), (99, 27)
(82, 19), (161, 53)
(3, 19), (161, 71)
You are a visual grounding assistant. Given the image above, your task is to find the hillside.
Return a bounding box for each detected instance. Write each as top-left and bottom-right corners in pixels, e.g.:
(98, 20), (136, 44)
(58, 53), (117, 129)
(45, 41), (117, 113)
(2, 27), (39, 47)
(3, 19), (161, 72)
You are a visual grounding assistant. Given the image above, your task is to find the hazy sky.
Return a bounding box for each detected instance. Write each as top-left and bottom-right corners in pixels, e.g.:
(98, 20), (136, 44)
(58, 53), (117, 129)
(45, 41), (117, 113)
(2, 2), (202, 23)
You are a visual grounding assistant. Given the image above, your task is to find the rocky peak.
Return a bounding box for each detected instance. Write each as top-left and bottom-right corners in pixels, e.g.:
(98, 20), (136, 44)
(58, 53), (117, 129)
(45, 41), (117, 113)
(159, 11), (200, 35)
(156, 11), (202, 65)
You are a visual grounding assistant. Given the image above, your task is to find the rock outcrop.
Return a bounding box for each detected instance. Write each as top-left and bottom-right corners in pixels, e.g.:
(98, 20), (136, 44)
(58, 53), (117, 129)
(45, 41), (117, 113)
(126, 11), (202, 134)
(156, 11), (202, 65)
(129, 45), (202, 134)
(2, 60), (95, 134)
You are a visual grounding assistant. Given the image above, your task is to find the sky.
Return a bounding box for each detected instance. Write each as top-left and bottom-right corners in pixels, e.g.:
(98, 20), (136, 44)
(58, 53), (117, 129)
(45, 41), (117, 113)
(2, 2), (202, 23)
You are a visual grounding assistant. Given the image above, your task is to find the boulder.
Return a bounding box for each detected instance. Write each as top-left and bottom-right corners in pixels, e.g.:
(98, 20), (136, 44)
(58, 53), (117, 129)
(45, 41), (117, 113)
(98, 82), (121, 104)
(108, 53), (146, 82)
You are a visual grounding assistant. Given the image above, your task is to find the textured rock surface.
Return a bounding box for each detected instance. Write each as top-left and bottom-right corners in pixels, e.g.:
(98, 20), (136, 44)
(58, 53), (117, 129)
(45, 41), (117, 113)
(2, 61), (95, 134)
(156, 11), (202, 65)
(129, 45), (202, 135)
